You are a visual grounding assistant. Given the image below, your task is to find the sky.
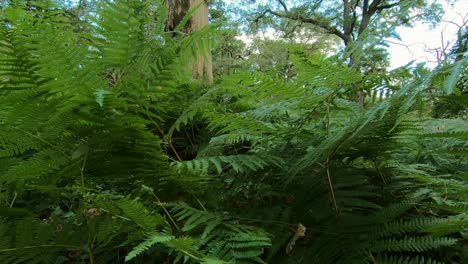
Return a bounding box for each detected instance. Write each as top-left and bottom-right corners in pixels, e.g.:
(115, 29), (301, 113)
(386, 1), (467, 69)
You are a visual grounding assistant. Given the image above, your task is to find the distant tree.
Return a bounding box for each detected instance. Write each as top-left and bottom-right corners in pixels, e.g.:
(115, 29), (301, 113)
(249, 0), (448, 68)
(209, 0), (339, 79)
(432, 26), (468, 118)
(208, 0), (248, 77)
(450, 25), (468, 62)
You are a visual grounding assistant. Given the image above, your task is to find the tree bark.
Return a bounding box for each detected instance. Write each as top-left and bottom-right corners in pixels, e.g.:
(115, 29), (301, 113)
(167, 0), (213, 83)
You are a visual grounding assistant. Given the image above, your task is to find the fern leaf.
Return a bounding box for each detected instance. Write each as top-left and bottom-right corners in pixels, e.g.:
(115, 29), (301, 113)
(373, 236), (458, 253)
(125, 233), (174, 262)
(117, 198), (165, 230)
(375, 254), (445, 264)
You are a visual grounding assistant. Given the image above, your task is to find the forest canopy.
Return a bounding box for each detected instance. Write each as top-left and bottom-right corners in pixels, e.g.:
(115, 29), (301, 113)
(0, 0), (466, 263)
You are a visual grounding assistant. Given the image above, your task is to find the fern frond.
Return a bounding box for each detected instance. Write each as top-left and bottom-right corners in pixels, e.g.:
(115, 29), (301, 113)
(117, 197), (166, 230)
(422, 130), (468, 139)
(372, 236), (458, 253)
(0, 218), (82, 263)
(173, 154), (277, 174)
(375, 254), (445, 264)
(91, 0), (142, 67)
(375, 218), (450, 238)
(171, 202), (271, 263)
(125, 232), (174, 262)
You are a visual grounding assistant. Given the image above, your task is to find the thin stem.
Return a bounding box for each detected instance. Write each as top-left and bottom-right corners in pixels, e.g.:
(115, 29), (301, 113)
(145, 109), (182, 161)
(325, 103), (338, 216)
(373, 158), (387, 185)
(88, 235), (95, 264)
(195, 196), (206, 211)
(368, 250), (377, 264)
(99, 208), (131, 221)
(0, 244), (82, 253)
(150, 191), (181, 232)
(326, 103), (330, 137)
(9, 191), (17, 208)
(286, 86), (353, 146)
(179, 249), (202, 261)
(326, 157), (339, 217)
(80, 156), (87, 195)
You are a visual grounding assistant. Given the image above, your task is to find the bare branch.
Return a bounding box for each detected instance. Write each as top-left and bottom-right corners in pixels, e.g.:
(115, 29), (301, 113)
(385, 39), (416, 58)
(441, 13), (468, 29)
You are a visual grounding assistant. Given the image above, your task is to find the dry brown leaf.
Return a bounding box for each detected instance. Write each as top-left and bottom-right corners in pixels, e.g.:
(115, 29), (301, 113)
(86, 208), (102, 219)
(286, 223), (306, 255)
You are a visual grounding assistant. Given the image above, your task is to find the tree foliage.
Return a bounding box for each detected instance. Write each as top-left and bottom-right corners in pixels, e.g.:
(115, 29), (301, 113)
(242, 0), (447, 68)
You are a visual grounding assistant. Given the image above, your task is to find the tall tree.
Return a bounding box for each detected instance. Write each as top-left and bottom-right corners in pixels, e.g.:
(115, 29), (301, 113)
(167, 0), (213, 82)
(250, 0), (446, 67)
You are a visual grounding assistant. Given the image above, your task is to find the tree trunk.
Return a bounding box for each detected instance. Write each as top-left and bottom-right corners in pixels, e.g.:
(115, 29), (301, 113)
(167, 0), (213, 83)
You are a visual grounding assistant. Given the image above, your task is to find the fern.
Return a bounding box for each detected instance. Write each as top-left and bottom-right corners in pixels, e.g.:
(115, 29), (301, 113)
(0, 218), (82, 263)
(171, 202), (271, 263)
(372, 236), (458, 253)
(0, 0), (217, 263)
(1, 1), (466, 263)
(173, 154), (279, 174)
(374, 254), (445, 264)
(125, 233), (175, 262)
(117, 198), (166, 230)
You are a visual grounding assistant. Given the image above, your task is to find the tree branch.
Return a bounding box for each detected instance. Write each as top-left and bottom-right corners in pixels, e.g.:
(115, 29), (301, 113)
(363, 0), (369, 12)
(375, 1), (402, 12)
(368, 0), (383, 13)
(358, 0), (400, 35)
(343, 0), (352, 36)
(277, 0), (288, 12)
(264, 9), (350, 43)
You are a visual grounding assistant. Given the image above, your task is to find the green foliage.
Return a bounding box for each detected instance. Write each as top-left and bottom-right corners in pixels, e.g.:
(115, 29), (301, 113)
(0, 0), (217, 262)
(167, 48), (467, 263)
(0, 0), (466, 264)
(171, 202), (271, 263)
(0, 218), (81, 263)
(125, 233), (175, 262)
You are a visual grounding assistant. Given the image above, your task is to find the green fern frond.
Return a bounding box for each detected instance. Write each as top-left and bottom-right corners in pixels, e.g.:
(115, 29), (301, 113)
(201, 257), (231, 264)
(375, 218), (450, 238)
(173, 154), (278, 174)
(91, 0), (143, 67)
(373, 199), (421, 223)
(117, 197), (166, 230)
(374, 254), (445, 264)
(1, 149), (69, 185)
(125, 232), (174, 262)
(424, 217), (468, 236)
(171, 202), (271, 263)
(372, 236), (458, 253)
(422, 130), (468, 139)
(0, 218), (82, 264)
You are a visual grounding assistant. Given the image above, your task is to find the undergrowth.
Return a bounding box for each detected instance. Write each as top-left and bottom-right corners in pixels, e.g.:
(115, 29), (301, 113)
(0, 0), (466, 263)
